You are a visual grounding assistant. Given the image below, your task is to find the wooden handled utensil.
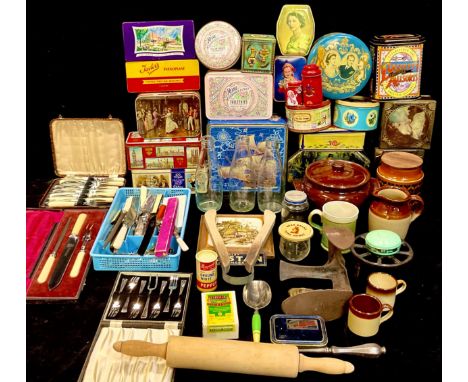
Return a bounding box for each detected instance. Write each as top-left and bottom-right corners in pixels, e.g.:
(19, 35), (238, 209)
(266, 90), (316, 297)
(113, 336), (354, 377)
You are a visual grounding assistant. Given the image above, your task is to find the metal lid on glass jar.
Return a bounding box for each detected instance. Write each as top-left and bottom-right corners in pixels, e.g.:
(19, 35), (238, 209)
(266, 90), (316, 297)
(365, 230), (402, 256)
(195, 21), (241, 70)
(284, 190), (308, 205)
(305, 159), (370, 190)
(279, 221), (313, 242)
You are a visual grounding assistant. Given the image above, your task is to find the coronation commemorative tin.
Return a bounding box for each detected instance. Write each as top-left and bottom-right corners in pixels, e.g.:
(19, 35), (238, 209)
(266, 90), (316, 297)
(241, 34), (276, 74)
(307, 33), (372, 100)
(195, 21), (241, 70)
(333, 96), (380, 131)
(274, 56), (307, 102)
(122, 20), (195, 61)
(370, 34), (425, 100)
(204, 71), (273, 120)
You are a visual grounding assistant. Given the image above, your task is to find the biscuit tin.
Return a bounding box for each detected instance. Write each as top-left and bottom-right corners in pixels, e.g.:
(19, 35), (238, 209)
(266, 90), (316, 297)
(195, 21), (241, 70)
(204, 71), (273, 120)
(299, 130), (366, 150)
(379, 96), (436, 149)
(369, 34), (425, 100)
(334, 96), (380, 131)
(125, 59), (200, 93)
(122, 20), (195, 61)
(131, 168), (196, 193)
(307, 33), (372, 99)
(276, 4), (315, 56)
(286, 100), (331, 133)
(274, 56), (307, 102)
(241, 34), (276, 74)
(134, 92), (202, 139)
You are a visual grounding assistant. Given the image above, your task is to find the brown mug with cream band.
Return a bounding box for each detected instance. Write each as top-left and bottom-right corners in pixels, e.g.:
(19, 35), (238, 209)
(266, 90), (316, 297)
(366, 272), (406, 308)
(347, 294), (393, 337)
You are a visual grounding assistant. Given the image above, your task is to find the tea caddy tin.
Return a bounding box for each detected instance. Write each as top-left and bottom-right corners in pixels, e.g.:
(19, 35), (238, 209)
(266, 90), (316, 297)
(276, 4), (315, 56)
(241, 34), (276, 74)
(270, 314), (328, 347)
(204, 71), (273, 120)
(286, 100), (331, 133)
(274, 56), (307, 102)
(195, 21), (241, 70)
(301, 64), (323, 106)
(369, 34), (425, 100)
(307, 33), (372, 100)
(334, 96), (380, 131)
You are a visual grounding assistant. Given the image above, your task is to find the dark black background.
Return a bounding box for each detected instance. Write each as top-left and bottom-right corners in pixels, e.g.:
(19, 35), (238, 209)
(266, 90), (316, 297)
(26, 1), (442, 381)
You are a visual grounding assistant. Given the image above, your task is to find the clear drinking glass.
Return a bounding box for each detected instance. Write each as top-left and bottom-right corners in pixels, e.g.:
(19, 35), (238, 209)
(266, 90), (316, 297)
(228, 135), (257, 212)
(195, 135), (223, 212)
(257, 138), (284, 213)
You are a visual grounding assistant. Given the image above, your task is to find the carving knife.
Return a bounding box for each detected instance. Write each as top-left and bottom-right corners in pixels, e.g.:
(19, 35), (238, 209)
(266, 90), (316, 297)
(48, 213), (87, 290)
(37, 217), (72, 284)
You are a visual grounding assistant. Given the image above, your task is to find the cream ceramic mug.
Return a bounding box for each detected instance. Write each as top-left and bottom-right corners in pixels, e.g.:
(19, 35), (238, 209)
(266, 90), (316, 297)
(308, 201), (359, 250)
(366, 272), (407, 308)
(347, 294), (393, 337)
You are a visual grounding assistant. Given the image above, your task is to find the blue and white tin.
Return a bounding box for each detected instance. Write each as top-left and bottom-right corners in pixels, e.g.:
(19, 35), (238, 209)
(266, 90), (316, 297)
(307, 33), (372, 100)
(333, 96), (380, 131)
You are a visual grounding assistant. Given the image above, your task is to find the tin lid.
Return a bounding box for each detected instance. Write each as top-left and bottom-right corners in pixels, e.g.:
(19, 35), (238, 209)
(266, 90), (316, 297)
(278, 221), (313, 242)
(301, 63), (321, 77)
(335, 96), (379, 108)
(305, 159), (370, 190)
(370, 34), (425, 45)
(365, 230), (402, 256)
(195, 21), (241, 70)
(284, 190), (308, 204)
(381, 152), (423, 169)
(285, 99), (331, 111)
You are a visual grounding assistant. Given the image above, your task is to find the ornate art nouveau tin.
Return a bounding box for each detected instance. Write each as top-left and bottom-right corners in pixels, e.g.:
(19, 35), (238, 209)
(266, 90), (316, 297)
(274, 56), (307, 102)
(204, 71), (273, 120)
(307, 33), (372, 100)
(195, 21), (242, 70)
(285, 101), (331, 133)
(369, 34), (425, 100)
(122, 20), (196, 61)
(276, 4), (315, 56)
(334, 96), (380, 131)
(241, 34), (276, 74)
(379, 96), (436, 149)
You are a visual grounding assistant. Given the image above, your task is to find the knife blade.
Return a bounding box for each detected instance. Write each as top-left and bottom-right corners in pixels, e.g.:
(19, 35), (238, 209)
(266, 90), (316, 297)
(103, 196), (133, 248)
(37, 217), (72, 284)
(134, 194), (156, 236)
(136, 194), (163, 256)
(48, 213), (87, 290)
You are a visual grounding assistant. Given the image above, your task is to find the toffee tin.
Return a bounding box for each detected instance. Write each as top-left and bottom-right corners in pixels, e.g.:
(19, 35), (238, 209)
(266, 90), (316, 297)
(274, 56), (307, 102)
(195, 21), (241, 70)
(370, 34), (425, 100)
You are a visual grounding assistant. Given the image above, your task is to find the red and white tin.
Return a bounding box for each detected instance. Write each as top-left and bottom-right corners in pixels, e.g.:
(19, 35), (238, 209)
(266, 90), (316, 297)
(196, 249), (218, 292)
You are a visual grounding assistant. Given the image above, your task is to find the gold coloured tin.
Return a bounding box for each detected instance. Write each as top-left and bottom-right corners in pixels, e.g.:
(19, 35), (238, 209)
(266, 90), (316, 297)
(241, 34), (276, 74)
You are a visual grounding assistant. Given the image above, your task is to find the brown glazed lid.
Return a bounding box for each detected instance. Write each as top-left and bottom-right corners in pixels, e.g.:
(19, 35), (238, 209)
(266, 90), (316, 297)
(305, 159), (370, 190)
(381, 152), (423, 169)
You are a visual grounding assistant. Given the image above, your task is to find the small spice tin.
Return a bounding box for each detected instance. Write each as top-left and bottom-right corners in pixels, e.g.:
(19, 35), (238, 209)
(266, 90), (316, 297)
(278, 221), (313, 262)
(196, 249), (218, 292)
(195, 21), (241, 70)
(307, 33), (372, 100)
(274, 56), (307, 102)
(276, 4), (315, 56)
(270, 314), (328, 347)
(241, 34), (276, 74)
(204, 71), (273, 120)
(286, 100), (331, 133)
(369, 34), (425, 100)
(334, 96), (380, 131)
(365, 230), (402, 256)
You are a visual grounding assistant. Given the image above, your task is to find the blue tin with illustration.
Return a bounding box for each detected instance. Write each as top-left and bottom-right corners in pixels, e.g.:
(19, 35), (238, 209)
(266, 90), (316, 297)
(207, 117), (287, 191)
(307, 33), (372, 100)
(333, 96), (380, 131)
(274, 56), (307, 102)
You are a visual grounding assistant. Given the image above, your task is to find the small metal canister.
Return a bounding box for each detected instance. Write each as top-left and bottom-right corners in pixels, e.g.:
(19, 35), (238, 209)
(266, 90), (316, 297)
(301, 64), (323, 106)
(196, 249), (218, 292)
(369, 34), (425, 100)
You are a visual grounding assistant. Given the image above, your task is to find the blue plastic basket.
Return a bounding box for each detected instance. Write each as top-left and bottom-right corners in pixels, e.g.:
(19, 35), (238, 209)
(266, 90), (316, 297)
(90, 187), (191, 271)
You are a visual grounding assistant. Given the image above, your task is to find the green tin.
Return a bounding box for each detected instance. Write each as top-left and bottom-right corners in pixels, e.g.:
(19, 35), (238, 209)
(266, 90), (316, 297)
(365, 230), (402, 256)
(241, 34), (276, 74)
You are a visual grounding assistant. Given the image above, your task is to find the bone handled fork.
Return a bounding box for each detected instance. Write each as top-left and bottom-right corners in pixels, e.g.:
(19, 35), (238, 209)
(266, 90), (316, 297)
(171, 279), (188, 318)
(163, 276), (179, 313)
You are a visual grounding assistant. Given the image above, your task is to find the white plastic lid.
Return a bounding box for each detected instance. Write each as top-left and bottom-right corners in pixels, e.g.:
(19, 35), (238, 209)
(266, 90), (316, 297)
(284, 190), (307, 205)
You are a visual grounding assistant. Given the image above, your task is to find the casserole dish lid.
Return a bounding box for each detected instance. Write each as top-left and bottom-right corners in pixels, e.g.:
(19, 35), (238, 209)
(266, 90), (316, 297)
(305, 159), (370, 190)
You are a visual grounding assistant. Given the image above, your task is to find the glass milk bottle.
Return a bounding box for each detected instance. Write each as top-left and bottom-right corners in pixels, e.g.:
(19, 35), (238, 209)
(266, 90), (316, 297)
(257, 138), (284, 213)
(229, 135), (257, 212)
(195, 135), (223, 212)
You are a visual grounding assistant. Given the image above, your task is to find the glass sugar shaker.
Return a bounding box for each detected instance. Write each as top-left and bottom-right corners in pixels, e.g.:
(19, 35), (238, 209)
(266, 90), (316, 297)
(278, 221), (313, 262)
(281, 190), (309, 223)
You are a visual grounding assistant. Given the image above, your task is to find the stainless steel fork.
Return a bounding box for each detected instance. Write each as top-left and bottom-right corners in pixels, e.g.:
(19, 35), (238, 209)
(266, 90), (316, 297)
(163, 276), (178, 313)
(141, 276), (158, 319)
(121, 276), (140, 314)
(171, 279), (187, 318)
(149, 280), (168, 319)
(107, 277), (128, 318)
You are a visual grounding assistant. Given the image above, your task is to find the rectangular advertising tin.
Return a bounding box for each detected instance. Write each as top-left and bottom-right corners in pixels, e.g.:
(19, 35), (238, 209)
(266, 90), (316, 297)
(131, 169), (196, 193)
(299, 130), (365, 150)
(241, 34), (276, 74)
(122, 20), (196, 61)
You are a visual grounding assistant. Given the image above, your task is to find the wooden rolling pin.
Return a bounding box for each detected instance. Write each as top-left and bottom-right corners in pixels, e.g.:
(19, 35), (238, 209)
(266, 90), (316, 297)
(113, 336), (354, 377)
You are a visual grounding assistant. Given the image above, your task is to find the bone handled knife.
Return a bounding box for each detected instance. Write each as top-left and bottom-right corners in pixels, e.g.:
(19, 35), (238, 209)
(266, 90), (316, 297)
(48, 213), (87, 290)
(111, 200), (137, 251)
(103, 196), (133, 248)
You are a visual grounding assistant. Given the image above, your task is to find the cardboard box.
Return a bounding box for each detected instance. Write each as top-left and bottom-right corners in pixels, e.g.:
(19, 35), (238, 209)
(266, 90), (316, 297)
(201, 291), (239, 339)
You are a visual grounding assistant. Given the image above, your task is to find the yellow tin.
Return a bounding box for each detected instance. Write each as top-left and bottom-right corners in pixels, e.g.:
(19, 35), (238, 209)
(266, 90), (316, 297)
(299, 130), (366, 150)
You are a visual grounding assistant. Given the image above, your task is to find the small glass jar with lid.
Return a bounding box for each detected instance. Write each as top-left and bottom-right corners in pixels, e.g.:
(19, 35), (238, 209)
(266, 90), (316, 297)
(278, 221), (313, 262)
(281, 190), (309, 223)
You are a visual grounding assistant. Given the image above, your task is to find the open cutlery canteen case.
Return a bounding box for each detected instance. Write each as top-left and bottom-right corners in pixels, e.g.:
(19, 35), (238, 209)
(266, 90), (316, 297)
(77, 271), (192, 382)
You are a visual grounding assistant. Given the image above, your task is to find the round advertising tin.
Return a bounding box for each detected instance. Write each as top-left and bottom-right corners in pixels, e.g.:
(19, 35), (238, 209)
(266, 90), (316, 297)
(196, 249), (218, 292)
(286, 100), (331, 133)
(195, 21), (241, 70)
(333, 96), (380, 131)
(307, 33), (372, 100)
(369, 34), (425, 100)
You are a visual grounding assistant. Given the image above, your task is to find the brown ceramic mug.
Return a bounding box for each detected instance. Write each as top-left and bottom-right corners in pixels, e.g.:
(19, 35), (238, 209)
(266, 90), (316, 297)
(347, 294), (393, 337)
(366, 272), (407, 308)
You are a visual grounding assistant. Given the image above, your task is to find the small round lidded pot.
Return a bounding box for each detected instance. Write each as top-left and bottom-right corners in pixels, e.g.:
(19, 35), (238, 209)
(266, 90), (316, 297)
(278, 221), (313, 262)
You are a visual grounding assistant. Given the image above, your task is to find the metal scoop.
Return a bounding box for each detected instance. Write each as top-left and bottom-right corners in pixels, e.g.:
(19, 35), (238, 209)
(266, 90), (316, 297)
(243, 280), (272, 342)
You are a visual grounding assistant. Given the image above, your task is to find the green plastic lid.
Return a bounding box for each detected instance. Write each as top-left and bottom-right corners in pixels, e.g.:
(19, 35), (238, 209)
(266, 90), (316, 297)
(365, 230), (402, 256)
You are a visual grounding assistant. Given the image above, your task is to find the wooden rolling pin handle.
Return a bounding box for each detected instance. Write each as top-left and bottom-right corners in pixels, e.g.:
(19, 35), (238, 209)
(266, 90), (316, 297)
(113, 340), (168, 359)
(298, 355), (354, 375)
